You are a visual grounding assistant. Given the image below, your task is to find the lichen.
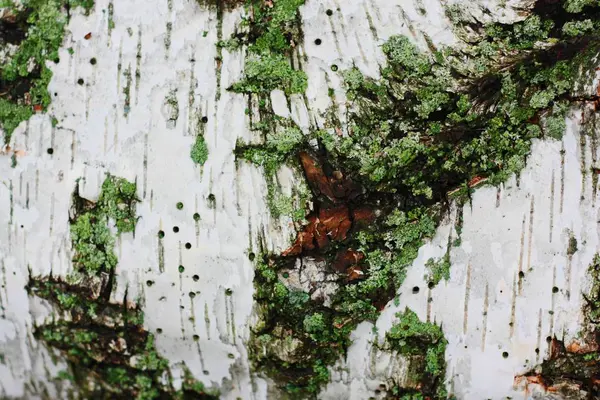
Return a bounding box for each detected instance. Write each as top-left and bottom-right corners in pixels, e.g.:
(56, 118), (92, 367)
(28, 176), (218, 399)
(70, 175), (138, 275)
(230, 54), (307, 95)
(386, 308), (448, 399)
(236, 0), (600, 396)
(0, 0), (95, 143)
(425, 254), (451, 287)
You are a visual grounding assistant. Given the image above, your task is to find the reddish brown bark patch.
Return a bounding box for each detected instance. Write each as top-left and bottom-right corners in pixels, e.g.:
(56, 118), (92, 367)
(282, 205), (352, 256)
(346, 266), (365, 282)
(299, 151), (359, 203)
(332, 249), (365, 272)
(516, 335), (600, 397)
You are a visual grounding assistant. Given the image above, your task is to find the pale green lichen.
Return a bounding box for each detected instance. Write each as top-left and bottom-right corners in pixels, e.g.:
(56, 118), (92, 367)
(244, 0), (600, 395)
(230, 54), (307, 95)
(71, 175), (137, 275)
(0, 0), (95, 142)
(29, 174), (219, 399)
(425, 255), (451, 286)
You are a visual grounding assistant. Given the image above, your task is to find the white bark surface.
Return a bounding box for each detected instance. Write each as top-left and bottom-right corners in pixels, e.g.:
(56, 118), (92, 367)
(0, 0), (597, 399)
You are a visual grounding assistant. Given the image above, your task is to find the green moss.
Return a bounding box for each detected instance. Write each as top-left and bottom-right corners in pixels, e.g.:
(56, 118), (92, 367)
(70, 175), (136, 275)
(237, 137), (285, 173)
(70, 213), (117, 274)
(0, 0), (95, 142)
(236, 119), (309, 220)
(228, 0), (306, 96)
(386, 309), (447, 398)
(98, 175), (139, 233)
(191, 135), (209, 165)
(0, 99), (33, 138)
(29, 178), (219, 399)
(250, 254), (355, 396)
(244, 1), (600, 396)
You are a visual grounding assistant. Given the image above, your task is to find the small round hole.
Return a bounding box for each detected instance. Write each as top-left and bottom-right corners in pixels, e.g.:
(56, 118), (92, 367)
(208, 194), (216, 201)
(428, 281), (434, 289)
(54, 57), (60, 64)
(326, 9), (333, 16)
(535, 348), (540, 354)
(178, 265), (185, 273)
(282, 272), (289, 278)
(180, 305), (185, 310)
(158, 230), (165, 238)
(249, 252), (255, 261)
(225, 288), (233, 296)
(90, 57), (97, 65)
(201, 116), (208, 123)
(54, 92), (58, 97)
(193, 275), (199, 282)
(77, 78), (84, 85)
(203, 370), (209, 375)
(502, 351), (509, 358)
(157, 328), (163, 334)
(314, 38), (322, 45)
(546, 336), (552, 343)
(189, 292), (196, 298)
(193, 212), (200, 221)
(173, 226), (179, 233)
(518, 271), (525, 278)
(331, 64), (338, 72)
(228, 353), (235, 359)
(185, 242), (192, 249)
(552, 286), (559, 293)
(193, 334), (200, 341)
(176, 202), (184, 210)
(146, 280), (154, 287)
(412, 286), (420, 294)
(47, 148), (54, 155)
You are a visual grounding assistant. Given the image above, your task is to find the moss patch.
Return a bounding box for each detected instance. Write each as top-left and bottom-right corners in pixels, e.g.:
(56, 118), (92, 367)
(28, 176), (219, 399)
(234, 0), (600, 397)
(70, 175), (138, 276)
(385, 309), (448, 399)
(0, 0), (95, 142)
(190, 134), (209, 166)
